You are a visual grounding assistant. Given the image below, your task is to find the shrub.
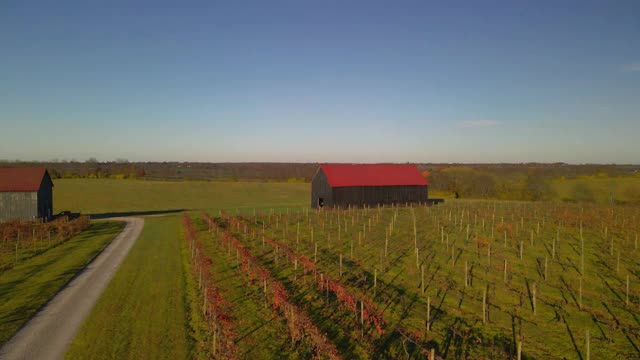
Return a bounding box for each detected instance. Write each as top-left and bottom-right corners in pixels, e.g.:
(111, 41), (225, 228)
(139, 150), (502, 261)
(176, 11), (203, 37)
(571, 183), (595, 202)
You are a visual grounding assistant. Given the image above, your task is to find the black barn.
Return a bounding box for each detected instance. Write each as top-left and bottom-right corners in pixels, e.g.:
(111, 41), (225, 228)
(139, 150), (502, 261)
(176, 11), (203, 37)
(311, 164), (428, 209)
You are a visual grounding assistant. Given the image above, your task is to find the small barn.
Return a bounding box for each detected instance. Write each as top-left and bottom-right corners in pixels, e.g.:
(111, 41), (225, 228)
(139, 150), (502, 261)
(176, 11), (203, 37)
(311, 164), (428, 208)
(0, 168), (54, 222)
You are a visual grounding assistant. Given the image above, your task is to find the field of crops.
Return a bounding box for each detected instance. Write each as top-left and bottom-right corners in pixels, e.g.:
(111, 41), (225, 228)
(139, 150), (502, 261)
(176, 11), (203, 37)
(0, 221), (123, 346)
(183, 201), (640, 359)
(0, 216), (90, 272)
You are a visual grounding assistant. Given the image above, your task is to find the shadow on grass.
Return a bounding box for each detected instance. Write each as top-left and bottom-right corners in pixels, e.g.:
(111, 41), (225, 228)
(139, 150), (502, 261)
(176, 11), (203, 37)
(0, 221), (123, 346)
(563, 315), (584, 360)
(88, 209), (187, 219)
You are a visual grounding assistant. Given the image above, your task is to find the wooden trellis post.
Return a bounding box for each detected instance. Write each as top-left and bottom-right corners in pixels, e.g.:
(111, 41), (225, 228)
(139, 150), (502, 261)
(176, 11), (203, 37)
(421, 265), (425, 294)
(482, 286), (487, 324)
(626, 274), (630, 307)
(579, 277), (583, 309)
(586, 330), (590, 360)
(464, 261), (468, 288)
(426, 296), (431, 332)
(504, 259), (508, 283)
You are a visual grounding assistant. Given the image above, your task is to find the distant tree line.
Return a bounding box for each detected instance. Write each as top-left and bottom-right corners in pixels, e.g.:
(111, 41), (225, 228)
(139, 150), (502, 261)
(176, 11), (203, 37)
(422, 165), (639, 203)
(0, 160), (638, 203)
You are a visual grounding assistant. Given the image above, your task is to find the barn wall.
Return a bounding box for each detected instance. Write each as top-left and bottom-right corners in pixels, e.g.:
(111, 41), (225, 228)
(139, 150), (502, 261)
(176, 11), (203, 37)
(0, 192), (38, 222)
(311, 169), (333, 208)
(37, 176), (54, 220)
(332, 185), (428, 208)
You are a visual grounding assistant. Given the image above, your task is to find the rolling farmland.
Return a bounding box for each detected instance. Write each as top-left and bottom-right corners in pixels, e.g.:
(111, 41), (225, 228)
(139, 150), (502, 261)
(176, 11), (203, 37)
(66, 216), (189, 360)
(33, 179), (639, 359)
(0, 221), (124, 345)
(181, 201), (640, 359)
(3, 2), (638, 358)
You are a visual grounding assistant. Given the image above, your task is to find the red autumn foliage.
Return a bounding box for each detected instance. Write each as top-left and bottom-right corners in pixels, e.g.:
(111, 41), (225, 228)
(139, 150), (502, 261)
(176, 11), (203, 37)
(233, 216), (386, 336)
(0, 216), (90, 243)
(182, 215), (239, 358)
(202, 212), (341, 359)
(1, 216), (90, 270)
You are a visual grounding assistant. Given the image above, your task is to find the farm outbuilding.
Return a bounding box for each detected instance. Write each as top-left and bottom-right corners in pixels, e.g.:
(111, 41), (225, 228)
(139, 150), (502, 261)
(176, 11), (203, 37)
(311, 164), (429, 209)
(0, 168), (54, 222)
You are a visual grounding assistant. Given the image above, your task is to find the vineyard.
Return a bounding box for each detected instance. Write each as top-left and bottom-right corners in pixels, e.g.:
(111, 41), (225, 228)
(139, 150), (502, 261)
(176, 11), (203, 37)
(0, 216), (90, 272)
(182, 200), (640, 359)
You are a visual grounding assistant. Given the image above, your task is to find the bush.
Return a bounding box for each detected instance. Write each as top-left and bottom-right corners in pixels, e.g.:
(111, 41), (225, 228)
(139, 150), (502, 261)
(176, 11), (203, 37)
(523, 175), (555, 201)
(571, 183), (595, 202)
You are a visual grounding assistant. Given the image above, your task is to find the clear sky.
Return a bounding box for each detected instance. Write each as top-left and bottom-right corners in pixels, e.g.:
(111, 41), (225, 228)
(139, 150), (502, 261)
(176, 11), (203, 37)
(1, 1), (639, 164)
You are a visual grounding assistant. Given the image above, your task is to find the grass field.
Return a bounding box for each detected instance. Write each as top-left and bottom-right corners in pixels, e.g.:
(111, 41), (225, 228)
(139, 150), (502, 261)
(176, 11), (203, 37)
(189, 201), (640, 358)
(186, 217), (303, 359)
(52, 177), (639, 218)
(66, 216), (190, 360)
(54, 179), (309, 216)
(0, 221), (124, 345)
(53, 179), (640, 358)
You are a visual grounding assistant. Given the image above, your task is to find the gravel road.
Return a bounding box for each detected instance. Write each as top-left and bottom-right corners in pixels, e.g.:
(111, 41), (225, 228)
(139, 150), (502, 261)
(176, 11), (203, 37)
(0, 217), (144, 360)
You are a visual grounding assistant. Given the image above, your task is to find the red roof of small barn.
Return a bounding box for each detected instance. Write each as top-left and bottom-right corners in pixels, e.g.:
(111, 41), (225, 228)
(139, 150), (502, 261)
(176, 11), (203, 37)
(0, 168), (51, 192)
(320, 164), (428, 188)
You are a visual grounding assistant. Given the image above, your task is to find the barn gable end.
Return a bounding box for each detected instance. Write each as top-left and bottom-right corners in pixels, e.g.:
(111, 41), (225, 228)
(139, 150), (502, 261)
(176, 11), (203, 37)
(0, 168), (54, 222)
(311, 167), (334, 208)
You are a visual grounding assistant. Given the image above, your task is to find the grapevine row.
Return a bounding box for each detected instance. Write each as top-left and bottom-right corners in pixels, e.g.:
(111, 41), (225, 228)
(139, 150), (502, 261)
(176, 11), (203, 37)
(202, 212), (341, 359)
(182, 215), (239, 358)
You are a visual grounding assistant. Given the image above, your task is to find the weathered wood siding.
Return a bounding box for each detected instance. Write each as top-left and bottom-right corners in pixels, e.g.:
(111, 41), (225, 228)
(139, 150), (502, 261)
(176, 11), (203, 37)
(0, 192), (38, 222)
(311, 167), (429, 209)
(333, 185), (428, 208)
(0, 175), (53, 222)
(37, 176), (54, 220)
(311, 169), (334, 208)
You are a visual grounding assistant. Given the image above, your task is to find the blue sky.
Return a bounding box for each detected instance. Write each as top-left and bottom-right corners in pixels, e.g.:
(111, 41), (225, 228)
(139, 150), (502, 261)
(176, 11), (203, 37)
(1, 1), (639, 163)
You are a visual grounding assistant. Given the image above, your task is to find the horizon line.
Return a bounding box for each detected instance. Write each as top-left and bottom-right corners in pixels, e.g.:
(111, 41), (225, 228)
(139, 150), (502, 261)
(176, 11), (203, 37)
(0, 160), (638, 166)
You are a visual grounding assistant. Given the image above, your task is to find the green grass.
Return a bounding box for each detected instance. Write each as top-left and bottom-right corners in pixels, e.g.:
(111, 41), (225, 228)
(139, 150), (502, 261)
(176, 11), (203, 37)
(66, 216), (189, 360)
(0, 221), (124, 345)
(217, 201), (640, 358)
(54, 179), (309, 215)
(58, 180), (310, 359)
(55, 178), (640, 358)
(189, 218), (301, 358)
(181, 228), (210, 360)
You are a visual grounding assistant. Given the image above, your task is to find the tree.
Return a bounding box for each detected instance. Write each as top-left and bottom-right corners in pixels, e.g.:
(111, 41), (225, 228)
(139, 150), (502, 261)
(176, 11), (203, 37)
(523, 175), (555, 201)
(475, 174), (497, 198)
(571, 183), (595, 202)
(135, 167), (146, 178)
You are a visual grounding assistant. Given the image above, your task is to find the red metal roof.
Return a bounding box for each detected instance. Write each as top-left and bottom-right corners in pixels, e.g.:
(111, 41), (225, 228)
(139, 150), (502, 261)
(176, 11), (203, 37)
(0, 168), (51, 192)
(320, 164), (428, 187)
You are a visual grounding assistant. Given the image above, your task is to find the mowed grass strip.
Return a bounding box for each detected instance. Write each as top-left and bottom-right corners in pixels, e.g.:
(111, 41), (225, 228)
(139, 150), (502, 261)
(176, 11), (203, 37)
(0, 221), (124, 345)
(66, 216), (189, 360)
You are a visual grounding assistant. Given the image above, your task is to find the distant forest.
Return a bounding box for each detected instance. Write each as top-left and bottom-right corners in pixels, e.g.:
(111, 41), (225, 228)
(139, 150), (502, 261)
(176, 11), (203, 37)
(1, 160), (638, 202)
